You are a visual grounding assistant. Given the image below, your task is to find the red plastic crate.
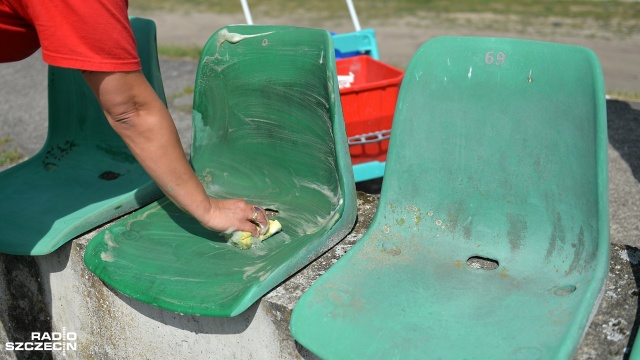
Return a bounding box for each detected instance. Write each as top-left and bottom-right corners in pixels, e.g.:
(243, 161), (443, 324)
(336, 55), (404, 165)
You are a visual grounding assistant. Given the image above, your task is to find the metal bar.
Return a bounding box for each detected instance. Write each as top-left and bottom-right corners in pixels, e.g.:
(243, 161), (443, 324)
(240, 0), (254, 25)
(345, 0), (362, 31)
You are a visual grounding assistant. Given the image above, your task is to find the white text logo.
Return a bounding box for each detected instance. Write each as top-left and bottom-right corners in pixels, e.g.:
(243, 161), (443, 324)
(4, 328), (77, 355)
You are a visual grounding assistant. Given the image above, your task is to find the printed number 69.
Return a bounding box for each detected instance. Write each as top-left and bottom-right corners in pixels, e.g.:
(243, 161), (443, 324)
(485, 51), (506, 65)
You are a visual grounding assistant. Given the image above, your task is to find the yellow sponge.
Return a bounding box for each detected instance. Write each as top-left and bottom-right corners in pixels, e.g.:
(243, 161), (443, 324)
(225, 219), (282, 249)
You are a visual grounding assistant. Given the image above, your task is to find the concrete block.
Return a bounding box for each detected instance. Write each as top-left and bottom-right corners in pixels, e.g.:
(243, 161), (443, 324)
(0, 194), (378, 359)
(1, 192), (637, 359)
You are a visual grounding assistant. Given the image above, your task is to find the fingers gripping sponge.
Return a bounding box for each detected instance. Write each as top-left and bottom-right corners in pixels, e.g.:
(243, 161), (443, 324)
(225, 220), (282, 249)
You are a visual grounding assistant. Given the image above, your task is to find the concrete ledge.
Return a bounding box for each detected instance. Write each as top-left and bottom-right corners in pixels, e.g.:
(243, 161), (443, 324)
(0, 192), (639, 359)
(1, 230), (310, 359)
(0, 193), (376, 360)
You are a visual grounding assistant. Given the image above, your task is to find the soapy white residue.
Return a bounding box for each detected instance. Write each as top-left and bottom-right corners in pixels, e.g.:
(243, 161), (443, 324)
(124, 202), (165, 229)
(103, 231), (118, 248)
(100, 252), (114, 262)
(294, 178), (340, 204)
(100, 230), (118, 262)
(216, 28), (274, 50)
(100, 230), (119, 262)
(243, 263), (263, 280)
(303, 211), (341, 236)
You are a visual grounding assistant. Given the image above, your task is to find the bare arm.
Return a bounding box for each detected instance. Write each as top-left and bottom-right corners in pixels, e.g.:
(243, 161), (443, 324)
(82, 70), (267, 235)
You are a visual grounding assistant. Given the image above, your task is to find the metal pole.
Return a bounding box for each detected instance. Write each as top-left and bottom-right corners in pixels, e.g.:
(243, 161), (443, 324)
(345, 0), (361, 31)
(240, 0), (254, 25)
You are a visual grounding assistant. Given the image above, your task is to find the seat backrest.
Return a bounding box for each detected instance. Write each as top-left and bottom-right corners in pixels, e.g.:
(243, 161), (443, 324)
(0, 17), (166, 255)
(46, 17), (167, 153)
(191, 25), (355, 245)
(379, 36), (609, 280)
(332, 28), (380, 60)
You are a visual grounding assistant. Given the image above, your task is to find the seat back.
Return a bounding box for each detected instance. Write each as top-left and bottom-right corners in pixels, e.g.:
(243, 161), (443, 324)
(382, 37), (609, 278)
(191, 25), (356, 240)
(47, 17), (166, 150)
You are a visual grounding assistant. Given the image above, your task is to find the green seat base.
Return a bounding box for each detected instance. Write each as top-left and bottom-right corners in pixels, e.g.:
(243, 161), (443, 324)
(0, 149), (160, 255)
(84, 194), (353, 316)
(292, 232), (601, 359)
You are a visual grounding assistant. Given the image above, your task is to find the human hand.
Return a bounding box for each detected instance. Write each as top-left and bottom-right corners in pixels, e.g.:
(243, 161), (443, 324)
(198, 198), (269, 236)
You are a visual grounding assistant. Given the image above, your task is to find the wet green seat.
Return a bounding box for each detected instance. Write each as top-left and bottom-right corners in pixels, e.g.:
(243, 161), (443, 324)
(291, 36), (609, 359)
(0, 18), (165, 255)
(83, 25), (357, 317)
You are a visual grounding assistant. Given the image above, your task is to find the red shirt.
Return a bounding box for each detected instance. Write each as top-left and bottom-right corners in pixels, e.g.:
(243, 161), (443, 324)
(0, 0), (141, 71)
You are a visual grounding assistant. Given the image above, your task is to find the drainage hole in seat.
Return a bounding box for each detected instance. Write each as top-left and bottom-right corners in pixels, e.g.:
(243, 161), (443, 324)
(466, 256), (499, 270)
(99, 171), (122, 180)
(553, 285), (577, 296)
(43, 162), (58, 172)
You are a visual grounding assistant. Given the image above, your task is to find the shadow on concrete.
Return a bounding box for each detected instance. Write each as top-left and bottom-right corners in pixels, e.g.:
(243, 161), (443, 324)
(104, 284), (256, 335)
(1, 254), (53, 360)
(355, 177), (383, 195)
(608, 100), (640, 183)
(625, 245), (640, 360)
(295, 341), (321, 360)
(0, 242), (71, 360)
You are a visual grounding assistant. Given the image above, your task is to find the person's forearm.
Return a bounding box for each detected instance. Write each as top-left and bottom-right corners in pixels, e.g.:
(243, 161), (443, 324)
(81, 70), (268, 235)
(83, 70), (211, 222)
(111, 99), (211, 221)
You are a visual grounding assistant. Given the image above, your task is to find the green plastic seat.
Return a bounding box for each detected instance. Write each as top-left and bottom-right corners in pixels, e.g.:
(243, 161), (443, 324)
(291, 36), (609, 359)
(83, 25), (357, 317)
(631, 340), (640, 360)
(0, 17), (165, 255)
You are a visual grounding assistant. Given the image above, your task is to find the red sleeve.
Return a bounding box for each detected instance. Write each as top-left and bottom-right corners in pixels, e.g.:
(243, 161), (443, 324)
(23, 0), (142, 72)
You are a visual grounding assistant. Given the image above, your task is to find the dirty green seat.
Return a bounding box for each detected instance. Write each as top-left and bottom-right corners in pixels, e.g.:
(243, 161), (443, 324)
(0, 17), (165, 255)
(83, 25), (357, 317)
(290, 36), (609, 359)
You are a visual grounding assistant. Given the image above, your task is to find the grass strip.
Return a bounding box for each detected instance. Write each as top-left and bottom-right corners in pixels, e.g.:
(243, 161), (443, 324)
(0, 137), (22, 167)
